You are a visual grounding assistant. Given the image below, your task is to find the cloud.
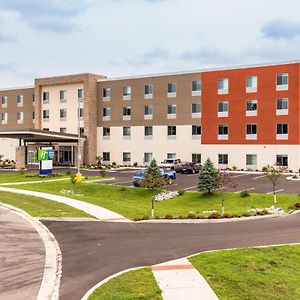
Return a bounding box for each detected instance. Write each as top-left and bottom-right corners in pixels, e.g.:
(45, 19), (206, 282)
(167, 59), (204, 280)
(127, 47), (169, 66)
(0, 0), (90, 33)
(261, 19), (300, 39)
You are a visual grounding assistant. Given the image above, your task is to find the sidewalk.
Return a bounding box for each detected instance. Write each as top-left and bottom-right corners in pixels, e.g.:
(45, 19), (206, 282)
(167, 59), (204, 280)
(0, 187), (132, 222)
(152, 257), (219, 300)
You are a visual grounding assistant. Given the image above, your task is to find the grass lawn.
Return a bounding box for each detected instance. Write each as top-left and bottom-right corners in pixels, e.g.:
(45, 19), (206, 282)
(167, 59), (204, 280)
(0, 172), (68, 183)
(189, 245), (300, 300)
(0, 191), (93, 218)
(88, 267), (162, 300)
(9, 181), (300, 219)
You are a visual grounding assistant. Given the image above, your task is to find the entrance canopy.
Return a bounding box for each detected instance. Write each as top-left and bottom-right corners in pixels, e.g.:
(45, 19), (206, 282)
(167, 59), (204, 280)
(0, 128), (84, 143)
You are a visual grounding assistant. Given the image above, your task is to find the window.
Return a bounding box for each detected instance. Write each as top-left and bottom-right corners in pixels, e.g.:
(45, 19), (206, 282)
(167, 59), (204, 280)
(80, 127), (84, 135)
(103, 152), (110, 162)
(144, 152), (153, 163)
(246, 154), (257, 166)
(192, 125), (201, 135)
(144, 105), (153, 115)
(17, 95), (23, 106)
(218, 154), (228, 165)
(123, 107), (131, 116)
(79, 108), (84, 118)
(60, 109), (67, 119)
(123, 86), (131, 96)
(276, 155), (288, 167)
(60, 90), (67, 102)
(123, 127), (131, 136)
(218, 78), (229, 93)
(218, 124), (228, 140)
(144, 126), (153, 136)
(1, 96), (8, 106)
(103, 107), (110, 121)
(168, 83), (177, 93)
(218, 101), (228, 117)
(43, 109), (49, 119)
(145, 84), (153, 96)
(103, 127), (110, 136)
(17, 112), (23, 124)
(78, 89), (84, 99)
(167, 104), (176, 115)
(168, 126), (176, 136)
(277, 123), (288, 134)
(246, 76), (257, 92)
(276, 73), (288, 88)
(276, 98), (288, 115)
(103, 88), (111, 98)
(43, 92), (49, 103)
(246, 100), (257, 116)
(192, 153), (201, 163)
(32, 112), (35, 120)
(43, 128), (49, 131)
(246, 124), (257, 134)
(192, 103), (201, 113)
(60, 128), (66, 133)
(192, 80), (201, 92)
(123, 152), (131, 162)
(1, 112), (8, 124)
(167, 153), (176, 159)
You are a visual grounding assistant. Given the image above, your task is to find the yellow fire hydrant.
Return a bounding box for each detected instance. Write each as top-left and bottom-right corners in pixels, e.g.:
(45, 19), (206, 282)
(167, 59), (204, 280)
(75, 172), (83, 183)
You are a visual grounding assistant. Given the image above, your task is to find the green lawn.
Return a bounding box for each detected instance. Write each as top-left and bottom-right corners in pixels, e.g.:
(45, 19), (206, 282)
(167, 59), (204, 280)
(9, 181), (300, 219)
(0, 172), (68, 183)
(88, 268), (162, 300)
(0, 191), (93, 218)
(189, 245), (300, 300)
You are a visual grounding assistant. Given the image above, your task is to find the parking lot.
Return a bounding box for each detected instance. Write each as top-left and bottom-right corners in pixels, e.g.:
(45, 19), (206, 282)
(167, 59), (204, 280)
(102, 168), (300, 195)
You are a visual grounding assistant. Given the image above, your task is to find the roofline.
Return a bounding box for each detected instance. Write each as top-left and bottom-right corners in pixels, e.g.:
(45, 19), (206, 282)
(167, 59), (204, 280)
(0, 85), (34, 92)
(97, 60), (300, 82)
(35, 72), (106, 81)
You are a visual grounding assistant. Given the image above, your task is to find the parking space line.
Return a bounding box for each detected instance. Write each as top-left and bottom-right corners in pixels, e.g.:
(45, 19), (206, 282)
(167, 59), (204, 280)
(235, 188), (255, 193)
(266, 189), (284, 194)
(185, 186), (197, 190)
(231, 174), (250, 178)
(187, 174), (198, 177)
(253, 175), (266, 180)
(113, 180), (132, 185)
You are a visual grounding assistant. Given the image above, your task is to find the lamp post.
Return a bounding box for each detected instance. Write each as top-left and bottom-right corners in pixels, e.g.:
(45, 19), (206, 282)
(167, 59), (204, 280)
(77, 92), (82, 176)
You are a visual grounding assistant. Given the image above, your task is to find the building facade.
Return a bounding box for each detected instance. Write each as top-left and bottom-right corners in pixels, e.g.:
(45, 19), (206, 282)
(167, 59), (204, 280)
(0, 61), (300, 170)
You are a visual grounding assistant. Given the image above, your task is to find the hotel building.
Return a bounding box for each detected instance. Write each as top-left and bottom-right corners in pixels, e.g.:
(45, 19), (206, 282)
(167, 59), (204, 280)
(0, 61), (299, 171)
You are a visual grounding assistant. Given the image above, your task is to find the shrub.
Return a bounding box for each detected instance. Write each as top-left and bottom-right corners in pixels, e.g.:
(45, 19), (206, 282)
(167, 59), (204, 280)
(112, 161), (117, 167)
(208, 212), (222, 219)
(70, 175), (76, 184)
(134, 216), (143, 222)
(232, 166), (238, 171)
(187, 213), (196, 219)
(256, 209), (269, 216)
(119, 186), (127, 192)
(262, 166), (268, 172)
(165, 214), (173, 219)
(240, 190), (250, 198)
(155, 215), (160, 219)
(133, 162), (138, 167)
(223, 213), (234, 218)
(294, 202), (300, 208)
(142, 215), (149, 220)
(177, 189), (186, 196)
(288, 205), (296, 210)
(65, 169), (72, 176)
(100, 169), (106, 177)
(177, 214), (186, 219)
(242, 211), (252, 217)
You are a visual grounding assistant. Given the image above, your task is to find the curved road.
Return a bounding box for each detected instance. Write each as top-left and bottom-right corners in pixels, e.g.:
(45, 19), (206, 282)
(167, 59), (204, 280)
(43, 213), (300, 300)
(0, 207), (45, 300)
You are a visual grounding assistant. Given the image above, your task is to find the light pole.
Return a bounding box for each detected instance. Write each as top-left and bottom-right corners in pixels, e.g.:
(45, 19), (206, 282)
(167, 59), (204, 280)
(77, 94), (82, 175)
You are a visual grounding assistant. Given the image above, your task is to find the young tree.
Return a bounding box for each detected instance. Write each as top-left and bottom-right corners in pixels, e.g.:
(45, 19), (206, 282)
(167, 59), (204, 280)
(264, 165), (286, 205)
(140, 159), (168, 218)
(220, 172), (237, 214)
(197, 158), (221, 194)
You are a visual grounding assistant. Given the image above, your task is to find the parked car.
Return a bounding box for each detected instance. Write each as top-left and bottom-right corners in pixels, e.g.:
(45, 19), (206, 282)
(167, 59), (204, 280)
(159, 158), (182, 171)
(132, 168), (176, 187)
(180, 162), (202, 174)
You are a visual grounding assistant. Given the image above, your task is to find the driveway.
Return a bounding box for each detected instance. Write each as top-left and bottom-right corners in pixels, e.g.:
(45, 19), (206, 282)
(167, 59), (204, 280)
(43, 213), (300, 300)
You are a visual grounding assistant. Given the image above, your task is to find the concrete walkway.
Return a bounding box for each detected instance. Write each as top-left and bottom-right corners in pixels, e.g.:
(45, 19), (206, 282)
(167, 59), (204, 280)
(0, 186), (132, 222)
(0, 206), (45, 300)
(152, 257), (219, 300)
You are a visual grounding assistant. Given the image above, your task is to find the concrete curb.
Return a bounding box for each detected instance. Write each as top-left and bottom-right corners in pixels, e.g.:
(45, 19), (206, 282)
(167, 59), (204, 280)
(81, 267), (145, 300)
(0, 203), (62, 300)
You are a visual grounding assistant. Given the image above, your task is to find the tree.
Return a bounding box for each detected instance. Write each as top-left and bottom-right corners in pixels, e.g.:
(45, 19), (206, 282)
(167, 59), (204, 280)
(140, 159), (168, 218)
(220, 172), (237, 214)
(264, 165), (286, 205)
(197, 158), (221, 194)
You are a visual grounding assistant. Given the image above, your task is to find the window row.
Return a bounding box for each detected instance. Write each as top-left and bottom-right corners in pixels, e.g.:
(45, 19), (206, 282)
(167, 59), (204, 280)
(102, 80), (202, 100)
(1, 112), (26, 124)
(102, 125), (202, 137)
(1, 95), (24, 107)
(102, 103), (201, 120)
(217, 73), (288, 94)
(42, 108), (84, 120)
(42, 89), (84, 104)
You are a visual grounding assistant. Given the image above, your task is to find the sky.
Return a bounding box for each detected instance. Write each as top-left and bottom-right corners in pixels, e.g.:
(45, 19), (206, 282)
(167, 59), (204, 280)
(0, 0), (300, 88)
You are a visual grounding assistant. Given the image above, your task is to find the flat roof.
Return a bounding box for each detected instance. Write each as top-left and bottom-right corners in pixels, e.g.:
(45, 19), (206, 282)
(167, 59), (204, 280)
(0, 129), (84, 143)
(97, 60), (300, 82)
